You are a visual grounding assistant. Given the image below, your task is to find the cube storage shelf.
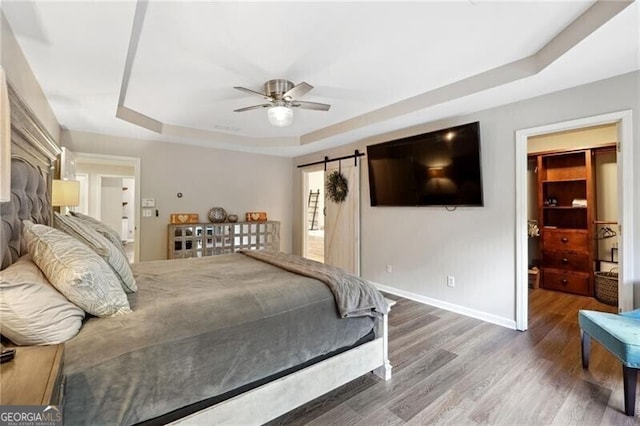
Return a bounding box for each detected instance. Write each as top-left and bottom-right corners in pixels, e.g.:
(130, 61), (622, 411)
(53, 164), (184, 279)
(168, 221), (280, 259)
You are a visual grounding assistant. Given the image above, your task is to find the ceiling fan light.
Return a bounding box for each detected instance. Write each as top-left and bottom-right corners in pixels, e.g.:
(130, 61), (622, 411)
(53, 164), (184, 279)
(267, 106), (293, 127)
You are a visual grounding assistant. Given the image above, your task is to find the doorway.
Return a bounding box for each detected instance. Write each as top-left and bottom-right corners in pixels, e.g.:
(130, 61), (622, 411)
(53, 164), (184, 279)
(74, 152), (141, 263)
(515, 111), (634, 330)
(303, 169), (325, 263)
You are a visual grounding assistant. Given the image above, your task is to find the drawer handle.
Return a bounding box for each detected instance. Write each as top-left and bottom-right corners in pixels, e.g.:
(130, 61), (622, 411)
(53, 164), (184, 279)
(560, 237), (569, 243)
(562, 258), (569, 264)
(561, 279), (568, 285)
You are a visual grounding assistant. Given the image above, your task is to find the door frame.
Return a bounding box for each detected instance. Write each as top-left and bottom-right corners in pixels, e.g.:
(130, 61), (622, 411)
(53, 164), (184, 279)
(515, 110), (634, 330)
(301, 165), (324, 261)
(75, 152), (141, 262)
(75, 173), (89, 215)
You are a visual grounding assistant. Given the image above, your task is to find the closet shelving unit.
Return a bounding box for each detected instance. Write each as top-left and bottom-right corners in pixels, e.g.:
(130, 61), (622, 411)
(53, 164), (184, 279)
(536, 149), (595, 296)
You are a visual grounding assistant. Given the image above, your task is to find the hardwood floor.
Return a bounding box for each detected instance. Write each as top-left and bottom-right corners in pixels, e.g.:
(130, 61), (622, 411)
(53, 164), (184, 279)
(268, 289), (637, 425)
(306, 232), (324, 263)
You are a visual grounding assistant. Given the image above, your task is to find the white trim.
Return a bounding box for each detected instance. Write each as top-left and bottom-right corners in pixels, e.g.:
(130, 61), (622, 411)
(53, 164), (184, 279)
(514, 127), (529, 331)
(616, 112), (634, 313)
(371, 281), (517, 330)
(301, 165), (324, 260)
(75, 173), (89, 215)
(515, 110), (634, 330)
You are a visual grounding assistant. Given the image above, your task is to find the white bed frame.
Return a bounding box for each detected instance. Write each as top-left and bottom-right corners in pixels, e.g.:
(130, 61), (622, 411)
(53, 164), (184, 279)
(173, 302), (393, 426)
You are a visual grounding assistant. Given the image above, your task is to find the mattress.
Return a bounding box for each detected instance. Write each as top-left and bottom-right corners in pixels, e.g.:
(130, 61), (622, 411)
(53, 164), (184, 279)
(63, 253), (376, 425)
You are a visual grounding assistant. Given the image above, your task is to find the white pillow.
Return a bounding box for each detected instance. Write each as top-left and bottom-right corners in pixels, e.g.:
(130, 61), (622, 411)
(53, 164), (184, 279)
(23, 221), (131, 317)
(54, 213), (137, 293)
(0, 254), (85, 345)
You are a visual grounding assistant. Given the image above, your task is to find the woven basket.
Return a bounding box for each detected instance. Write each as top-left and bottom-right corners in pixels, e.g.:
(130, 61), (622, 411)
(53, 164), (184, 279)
(594, 271), (618, 306)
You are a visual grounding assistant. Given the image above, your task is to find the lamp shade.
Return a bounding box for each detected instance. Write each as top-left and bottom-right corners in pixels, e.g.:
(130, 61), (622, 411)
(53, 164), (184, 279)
(52, 180), (80, 207)
(267, 106), (293, 127)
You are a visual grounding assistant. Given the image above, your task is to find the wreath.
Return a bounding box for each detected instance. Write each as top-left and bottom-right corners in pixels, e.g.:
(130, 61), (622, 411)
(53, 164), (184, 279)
(326, 170), (349, 203)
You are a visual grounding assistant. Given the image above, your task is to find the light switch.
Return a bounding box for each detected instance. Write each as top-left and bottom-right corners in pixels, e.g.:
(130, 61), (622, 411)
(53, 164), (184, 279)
(142, 208), (153, 217)
(142, 198), (155, 208)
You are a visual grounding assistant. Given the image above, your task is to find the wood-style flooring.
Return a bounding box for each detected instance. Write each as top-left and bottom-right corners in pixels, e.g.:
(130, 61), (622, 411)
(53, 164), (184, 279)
(268, 289), (637, 425)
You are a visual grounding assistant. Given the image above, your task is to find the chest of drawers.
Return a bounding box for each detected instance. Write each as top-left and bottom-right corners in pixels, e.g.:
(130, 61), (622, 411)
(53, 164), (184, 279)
(541, 229), (591, 296)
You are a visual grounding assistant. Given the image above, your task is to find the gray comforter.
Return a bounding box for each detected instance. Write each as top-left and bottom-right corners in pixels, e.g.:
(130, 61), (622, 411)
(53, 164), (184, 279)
(240, 250), (388, 318)
(63, 253), (378, 425)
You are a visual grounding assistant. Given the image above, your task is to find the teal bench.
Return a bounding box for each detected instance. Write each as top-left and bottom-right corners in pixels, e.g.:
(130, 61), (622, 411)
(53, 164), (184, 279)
(579, 309), (640, 416)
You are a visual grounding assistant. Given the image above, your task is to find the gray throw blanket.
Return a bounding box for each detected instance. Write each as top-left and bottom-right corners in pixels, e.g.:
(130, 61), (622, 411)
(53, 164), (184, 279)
(240, 250), (388, 318)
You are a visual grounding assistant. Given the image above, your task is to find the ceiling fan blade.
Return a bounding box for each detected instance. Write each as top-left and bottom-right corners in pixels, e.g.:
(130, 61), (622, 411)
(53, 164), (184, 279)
(291, 101), (331, 111)
(233, 104), (273, 112)
(283, 82), (313, 100)
(234, 86), (271, 100)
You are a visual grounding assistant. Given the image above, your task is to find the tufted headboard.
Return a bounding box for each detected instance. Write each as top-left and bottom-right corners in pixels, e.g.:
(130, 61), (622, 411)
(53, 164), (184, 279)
(0, 83), (60, 270)
(0, 158), (51, 269)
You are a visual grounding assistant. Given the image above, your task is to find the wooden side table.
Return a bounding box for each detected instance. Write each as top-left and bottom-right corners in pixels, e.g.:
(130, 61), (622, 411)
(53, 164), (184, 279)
(0, 344), (65, 405)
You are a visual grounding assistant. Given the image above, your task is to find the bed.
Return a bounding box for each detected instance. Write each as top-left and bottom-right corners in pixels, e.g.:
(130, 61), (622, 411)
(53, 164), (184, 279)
(0, 83), (392, 425)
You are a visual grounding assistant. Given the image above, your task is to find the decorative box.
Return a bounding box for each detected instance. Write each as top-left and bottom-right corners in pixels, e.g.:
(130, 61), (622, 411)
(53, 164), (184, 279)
(245, 211), (268, 222)
(170, 213), (199, 224)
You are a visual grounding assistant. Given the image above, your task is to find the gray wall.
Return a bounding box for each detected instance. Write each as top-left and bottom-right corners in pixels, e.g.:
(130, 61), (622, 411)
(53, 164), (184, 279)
(292, 71), (640, 323)
(4, 9), (639, 322)
(62, 130), (293, 261)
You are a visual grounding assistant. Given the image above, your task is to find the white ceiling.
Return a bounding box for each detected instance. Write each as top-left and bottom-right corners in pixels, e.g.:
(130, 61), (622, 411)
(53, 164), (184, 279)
(2, 1), (639, 157)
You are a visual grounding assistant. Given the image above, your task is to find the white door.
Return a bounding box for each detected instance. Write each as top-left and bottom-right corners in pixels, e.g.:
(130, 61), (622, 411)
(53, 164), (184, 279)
(100, 177), (124, 241)
(324, 161), (360, 275)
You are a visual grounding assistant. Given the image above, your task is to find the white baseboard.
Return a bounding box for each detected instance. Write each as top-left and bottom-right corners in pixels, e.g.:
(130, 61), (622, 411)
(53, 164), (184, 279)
(371, 282), (517, 330)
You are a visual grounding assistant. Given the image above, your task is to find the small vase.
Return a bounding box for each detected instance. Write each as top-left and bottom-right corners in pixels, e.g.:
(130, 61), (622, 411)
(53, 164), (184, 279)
(208, 207), (227, 223)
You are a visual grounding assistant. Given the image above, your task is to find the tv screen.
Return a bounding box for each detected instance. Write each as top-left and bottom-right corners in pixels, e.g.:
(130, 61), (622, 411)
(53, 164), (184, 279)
(367, 121), (483, 207)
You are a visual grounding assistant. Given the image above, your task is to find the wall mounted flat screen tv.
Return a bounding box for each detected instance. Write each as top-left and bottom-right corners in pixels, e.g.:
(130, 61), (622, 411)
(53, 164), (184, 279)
(367, 121), (483, 207)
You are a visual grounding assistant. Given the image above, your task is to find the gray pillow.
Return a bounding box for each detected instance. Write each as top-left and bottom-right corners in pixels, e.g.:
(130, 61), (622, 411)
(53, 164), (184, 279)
(54, 213), (137, 293)
(0, 254), (85, 345)
(69, 211), (128, 258)
(23, 220), (131, 317)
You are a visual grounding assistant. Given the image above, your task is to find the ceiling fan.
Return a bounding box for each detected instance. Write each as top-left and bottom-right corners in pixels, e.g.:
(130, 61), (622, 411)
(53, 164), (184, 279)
(233, 79), (331, 127)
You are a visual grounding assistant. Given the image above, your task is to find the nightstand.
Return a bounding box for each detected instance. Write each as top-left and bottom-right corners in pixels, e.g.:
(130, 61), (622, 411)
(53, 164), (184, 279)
(0, 344), (65, 405)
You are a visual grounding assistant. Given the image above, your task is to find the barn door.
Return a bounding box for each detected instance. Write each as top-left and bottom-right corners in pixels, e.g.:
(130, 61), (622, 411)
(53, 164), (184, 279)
(324, 160), (360, 275)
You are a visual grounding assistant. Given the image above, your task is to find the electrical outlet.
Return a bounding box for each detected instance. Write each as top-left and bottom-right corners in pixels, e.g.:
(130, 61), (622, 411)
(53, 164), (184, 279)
(386, 264), (393, 273)
(447, 276), (455, 287)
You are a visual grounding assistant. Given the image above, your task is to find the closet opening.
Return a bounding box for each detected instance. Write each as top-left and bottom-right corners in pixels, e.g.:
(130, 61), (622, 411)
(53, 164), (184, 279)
(526, 124), (619, 323)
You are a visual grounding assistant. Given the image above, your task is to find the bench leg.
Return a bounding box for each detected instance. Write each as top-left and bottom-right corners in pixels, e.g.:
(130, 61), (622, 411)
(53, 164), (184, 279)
(623, 365), (638, 416)
(581, 330), (591, 369)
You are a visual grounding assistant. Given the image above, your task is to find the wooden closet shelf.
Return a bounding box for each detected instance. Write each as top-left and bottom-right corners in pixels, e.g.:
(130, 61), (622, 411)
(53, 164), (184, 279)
(542, 178), (587, 184)
(543, 206), (587, 210)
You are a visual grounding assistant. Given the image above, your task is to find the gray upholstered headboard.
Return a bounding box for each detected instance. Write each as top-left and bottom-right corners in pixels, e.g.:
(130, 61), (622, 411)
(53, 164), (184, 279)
(0, 83), (60, 270)
(0, 158), (51, 269)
